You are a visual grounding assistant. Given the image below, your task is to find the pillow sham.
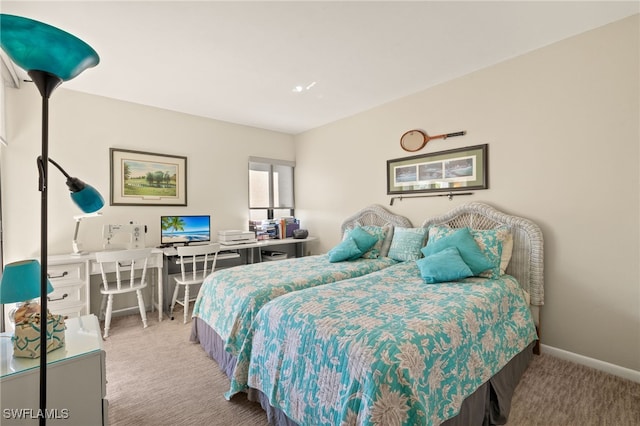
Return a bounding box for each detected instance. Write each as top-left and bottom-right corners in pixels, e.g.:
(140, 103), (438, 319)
(328, 237), (363, 263)
(470, 226), (513, 278)
(417, 247), (474, 284)
(499, 232), (513, 274)
(342, 226), (378, 259)
(388, 227), (428, 261)
(421, 226), (493, 275)
(379, 225), (395, 258)
(360, 224), (390, 259)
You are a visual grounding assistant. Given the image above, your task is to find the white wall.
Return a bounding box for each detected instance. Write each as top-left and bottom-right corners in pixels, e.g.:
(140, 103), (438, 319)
(2, 88), (294, 260)
(295, 16), (640, 372)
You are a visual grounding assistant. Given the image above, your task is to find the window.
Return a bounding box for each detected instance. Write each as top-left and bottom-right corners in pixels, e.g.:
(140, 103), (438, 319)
(249, 157), (295, 221)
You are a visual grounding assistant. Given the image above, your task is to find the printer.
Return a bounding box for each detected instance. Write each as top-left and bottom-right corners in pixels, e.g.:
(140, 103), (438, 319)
(217, 230), (257, 245)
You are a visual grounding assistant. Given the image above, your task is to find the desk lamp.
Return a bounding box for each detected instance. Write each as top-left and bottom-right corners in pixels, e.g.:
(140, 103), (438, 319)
(0, 14), (101, 425)
(72, 212), (103, 255)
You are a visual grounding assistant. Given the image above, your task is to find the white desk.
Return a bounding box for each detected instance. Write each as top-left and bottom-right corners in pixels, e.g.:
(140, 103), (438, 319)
(160, 236), (316, 259)
(46, 237), (316, 323)
(47, 249), (165, 323)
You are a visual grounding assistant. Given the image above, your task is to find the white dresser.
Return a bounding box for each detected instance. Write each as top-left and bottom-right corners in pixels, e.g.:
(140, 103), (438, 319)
(46, 256), (90, 318)
(0, 315), (107, 425)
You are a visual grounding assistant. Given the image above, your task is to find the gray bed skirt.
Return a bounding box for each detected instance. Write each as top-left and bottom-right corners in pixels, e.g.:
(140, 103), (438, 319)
(191, 317), (238, 379)
(191, 317), (535, 426)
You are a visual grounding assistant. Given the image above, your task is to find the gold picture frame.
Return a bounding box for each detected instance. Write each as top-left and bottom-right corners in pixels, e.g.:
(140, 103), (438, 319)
(110, 148), (187, 206)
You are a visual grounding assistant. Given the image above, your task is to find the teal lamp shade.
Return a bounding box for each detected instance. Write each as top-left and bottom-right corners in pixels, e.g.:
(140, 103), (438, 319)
(70, 183), (104, 213)
(67, 178), (104, 213)
(0, 14), (99, 80)
(0, 260), (54, 304)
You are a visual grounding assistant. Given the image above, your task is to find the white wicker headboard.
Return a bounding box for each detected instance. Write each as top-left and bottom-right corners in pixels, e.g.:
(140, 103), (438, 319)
(421, 202), (544, 309)
(341, 204), (413, 234)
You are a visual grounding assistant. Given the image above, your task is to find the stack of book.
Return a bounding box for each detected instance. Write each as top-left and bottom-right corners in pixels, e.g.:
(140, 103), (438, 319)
(278, 217), (300, 239)
(249, 217), (300, 239)
(249, 220), (277, 240)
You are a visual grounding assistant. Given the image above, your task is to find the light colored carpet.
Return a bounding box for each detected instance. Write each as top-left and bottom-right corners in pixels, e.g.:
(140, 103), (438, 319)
(103, 313), (640, 426)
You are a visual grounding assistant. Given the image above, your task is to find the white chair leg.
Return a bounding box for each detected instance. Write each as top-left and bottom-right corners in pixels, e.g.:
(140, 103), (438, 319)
(103, 294), (113, 338)
(136, 289), (148, 329)
(150, 273), (155, 314)
(99, 294), (107, 321)
(170, 283), (180, 320)
(183, 284), (190, 324)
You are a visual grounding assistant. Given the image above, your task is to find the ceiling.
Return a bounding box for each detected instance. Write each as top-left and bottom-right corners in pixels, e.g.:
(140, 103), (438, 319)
(2, 1), (638, 135)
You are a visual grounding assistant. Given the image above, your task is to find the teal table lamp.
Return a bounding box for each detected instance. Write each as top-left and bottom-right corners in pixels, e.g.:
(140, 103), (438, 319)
(0, 14), (101, 425)
(0, 259), (54, 319)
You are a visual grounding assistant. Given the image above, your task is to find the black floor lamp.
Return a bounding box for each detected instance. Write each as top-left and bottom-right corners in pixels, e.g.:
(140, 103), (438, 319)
(0, 14), (102, 425)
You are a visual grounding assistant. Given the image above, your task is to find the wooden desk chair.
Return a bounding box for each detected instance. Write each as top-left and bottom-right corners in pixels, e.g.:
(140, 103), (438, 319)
(95, 248), (154, 338)
(170, 243), (220, 323)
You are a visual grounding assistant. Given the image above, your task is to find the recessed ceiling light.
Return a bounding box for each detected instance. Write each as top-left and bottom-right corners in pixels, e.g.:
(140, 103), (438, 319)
(292, 81), (316, 93)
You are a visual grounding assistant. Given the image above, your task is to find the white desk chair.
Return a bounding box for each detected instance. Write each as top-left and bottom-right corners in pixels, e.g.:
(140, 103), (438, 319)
(95, 248), (154, 338)
(170, 243), (220, 324)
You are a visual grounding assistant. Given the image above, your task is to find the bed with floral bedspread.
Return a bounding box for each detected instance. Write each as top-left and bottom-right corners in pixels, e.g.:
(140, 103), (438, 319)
(226, 260), (537, 426)
(221, 202), (544, 426)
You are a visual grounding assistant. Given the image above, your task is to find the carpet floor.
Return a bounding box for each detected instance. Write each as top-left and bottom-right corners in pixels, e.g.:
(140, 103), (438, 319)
(103, 313), (640, 426)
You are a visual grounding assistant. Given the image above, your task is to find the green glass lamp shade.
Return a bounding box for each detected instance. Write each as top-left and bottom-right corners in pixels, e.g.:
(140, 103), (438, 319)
(0, 260), (54, 304)
(0, 14), (99, 81)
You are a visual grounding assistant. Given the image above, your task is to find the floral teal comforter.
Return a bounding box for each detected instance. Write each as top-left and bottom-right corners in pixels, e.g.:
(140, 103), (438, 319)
(227, 260), (537, 426)
(191, 254), (398, 356)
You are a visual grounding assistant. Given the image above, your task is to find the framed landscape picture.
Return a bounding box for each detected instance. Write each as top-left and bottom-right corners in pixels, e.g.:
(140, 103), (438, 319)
(387, 144), (488, 195)
(110, 148), (187, 206)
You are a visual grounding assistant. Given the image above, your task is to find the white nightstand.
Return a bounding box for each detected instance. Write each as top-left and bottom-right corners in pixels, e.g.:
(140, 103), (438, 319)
(0, 315), (107, 425)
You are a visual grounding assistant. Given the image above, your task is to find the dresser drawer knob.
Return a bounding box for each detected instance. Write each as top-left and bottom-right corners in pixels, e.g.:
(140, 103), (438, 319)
(48, 293), (68, 302)
(47, 271), (69, 279)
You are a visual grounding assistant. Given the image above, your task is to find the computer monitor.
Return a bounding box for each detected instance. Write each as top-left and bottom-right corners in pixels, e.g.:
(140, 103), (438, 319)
(160, 215), (210, 246)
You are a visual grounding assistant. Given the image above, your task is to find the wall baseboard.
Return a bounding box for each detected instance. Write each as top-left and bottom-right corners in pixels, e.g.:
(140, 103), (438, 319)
(540, 344), (640, 384)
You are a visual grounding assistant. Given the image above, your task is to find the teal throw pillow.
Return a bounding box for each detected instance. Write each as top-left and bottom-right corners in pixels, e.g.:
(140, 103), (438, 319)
(343, 226), (378, 259)
(328, 237), (363, 263)
(388, 227), (428, 261)
(421, 227), (493, 275)
(417, 247), (474, 284)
